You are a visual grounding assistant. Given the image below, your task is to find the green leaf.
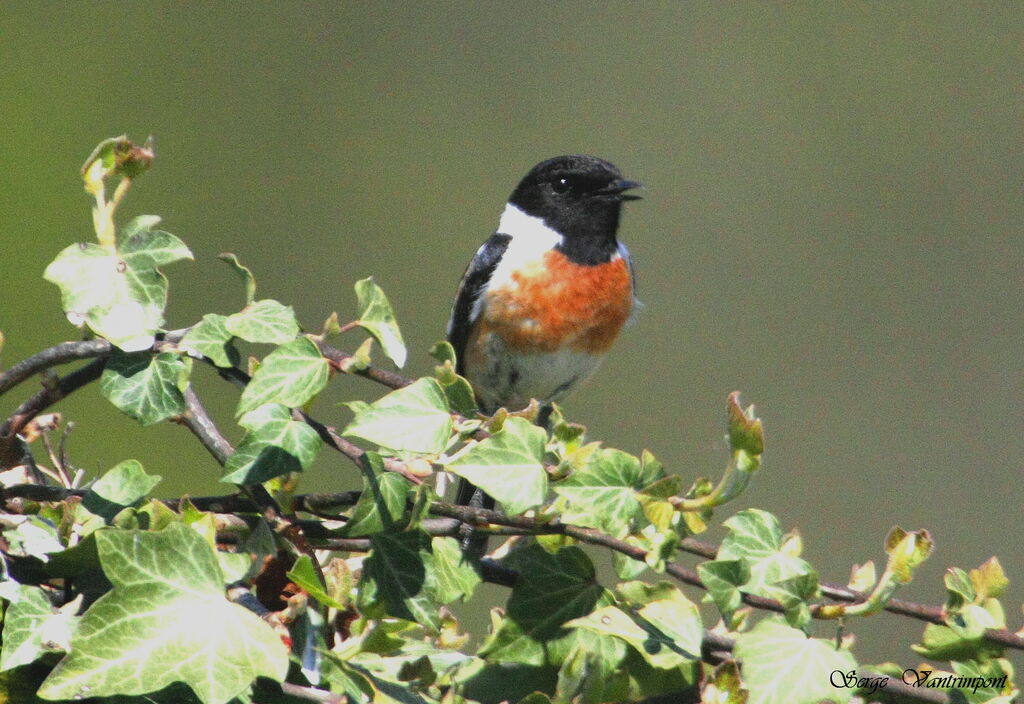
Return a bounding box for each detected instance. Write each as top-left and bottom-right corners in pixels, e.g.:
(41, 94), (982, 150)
(100, 351), (188, 426)
(218, 252), (256, 305)
(224, 299), (300, 344)
(37, 523), (288, 704)
(179, 314), (239, 368)
(479, 545), (605, 664)
(0, 584), (74, 671)
(717, 509), (817, 601)
(339, 452), (409, 536)
(696, 557), (749, 615)
(568, 582), (702, 671)
(884, 527), (933, 584)
(354, 277), (407, 368)
(82, 459), (161, 522)
(287, 555), (347, 610)
(343, 378), (453, 455)
(44, 218), (192, 351)
(221, 403), (322, 484)
(555, 448), (662, 535)
(236, 337), (329, 416)
(445, 417), (547, 515)
(733, 618), (857, 704)
(358, 530), (440, 632)
(425, 536), (481, 604)
(2, 516), (64, 560)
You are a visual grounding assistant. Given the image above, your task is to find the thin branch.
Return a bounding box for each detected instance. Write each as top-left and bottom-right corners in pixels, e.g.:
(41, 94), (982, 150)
(429, 502), (1024, 653)
(0, 359), (106, 438)
(176, 385), (234, 465)
(318, 340), (411, 390)
(0, 340), (113, 396)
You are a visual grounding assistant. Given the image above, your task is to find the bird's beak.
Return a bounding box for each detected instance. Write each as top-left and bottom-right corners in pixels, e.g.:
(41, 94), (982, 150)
(600, 179), (643, 201)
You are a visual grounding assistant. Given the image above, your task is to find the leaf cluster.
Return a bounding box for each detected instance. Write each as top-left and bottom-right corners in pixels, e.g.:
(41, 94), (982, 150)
(0, 138), (1019, 704)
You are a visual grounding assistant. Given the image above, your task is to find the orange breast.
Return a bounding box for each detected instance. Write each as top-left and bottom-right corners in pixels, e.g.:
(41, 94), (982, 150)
(479, 250), (633, 354)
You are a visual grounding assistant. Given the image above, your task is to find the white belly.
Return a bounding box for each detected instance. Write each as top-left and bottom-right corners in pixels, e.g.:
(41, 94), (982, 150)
(471, 331), (603, 412)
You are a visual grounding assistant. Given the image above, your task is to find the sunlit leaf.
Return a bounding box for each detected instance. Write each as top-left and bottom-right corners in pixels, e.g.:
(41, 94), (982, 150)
(343, 378), (452, 455)
(236, 337), (329, 416)
(100, 351), (188, 426)
(445, 417), (547, 515)
(37, 523), (288, 704)
(354, 277), (406, 368)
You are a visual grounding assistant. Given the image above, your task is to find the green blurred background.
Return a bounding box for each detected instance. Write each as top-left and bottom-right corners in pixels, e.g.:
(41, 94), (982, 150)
(3, 3), (1022, 662)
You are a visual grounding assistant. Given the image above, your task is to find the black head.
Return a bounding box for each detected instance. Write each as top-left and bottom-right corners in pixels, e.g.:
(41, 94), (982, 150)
(508, 155), (640, 247)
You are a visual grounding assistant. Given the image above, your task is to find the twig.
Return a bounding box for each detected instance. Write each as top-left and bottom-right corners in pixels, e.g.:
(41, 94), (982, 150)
(177, 385), (234, 465)
(0, 340), (113, 396)
(318, 340), (411, 390)
(0, 359), (105, 438)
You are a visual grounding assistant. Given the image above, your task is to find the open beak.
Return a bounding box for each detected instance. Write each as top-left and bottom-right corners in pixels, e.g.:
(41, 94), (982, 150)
(600, 178), (643, 201)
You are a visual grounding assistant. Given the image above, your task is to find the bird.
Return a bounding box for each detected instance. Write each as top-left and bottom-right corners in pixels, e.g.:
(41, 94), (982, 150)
(445, 154), (642, 550)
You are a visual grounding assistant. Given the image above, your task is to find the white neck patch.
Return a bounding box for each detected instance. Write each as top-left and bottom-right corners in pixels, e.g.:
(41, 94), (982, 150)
(465, 204), (564, 323)
(497, 203), (563, 248)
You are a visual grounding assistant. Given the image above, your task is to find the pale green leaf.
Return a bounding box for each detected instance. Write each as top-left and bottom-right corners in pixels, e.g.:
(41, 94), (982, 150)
(218, 252), (256, 305)
(179, 314), (239, 368)
(287, 555), (347, 610)
(343, 378), (453, 455)
(236, 337), (329, 415)
(224, 299), (300, 344)
(733, 618), (857, 704)
(425, 536), (481, 604)
(82, 459), (161, 522)
(37, 523), (289, 704)
(354, 277), (407, 367)
(100, 351), (188, 426)
(445, 417), (547, 515)
(221, 403), (321, 484)
(0, 585), (72, 671)
(718, 509), (816, 601)
(44, 219), (192, 351)
(338, 452), (409, 536)
(555, 448), (662, 535)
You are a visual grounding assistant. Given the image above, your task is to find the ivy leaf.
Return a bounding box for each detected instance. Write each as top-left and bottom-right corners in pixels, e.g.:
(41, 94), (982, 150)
(236, 337), (329, 416)
(358, 530), (440, 632)
(733, 618), (857, 704)
(287, 555), (347, 610)
(82, 459), (161, 522)
(218, 252), (256, 305)
(717, 509), (817, 600)
(569, 583), (702, 670)
(354, 277), (407, 368)
(343, 378), (453, 455)
(179, 314), (239, 368)
(555, 448), (662, 535)
(44, 217), (192, 351)
(100, 351), (188, 426)
(444, 417), (547, 515)
(425, 536), (482, 604)
(479, 545), (605, 665)
(0, 584), (74, 671)
(224, 299), (300, 344)
(338, 452), (409, 536)
(698, 559), (750, 619)
(221, 403), (322, 485)
(37, 523), (289, 704)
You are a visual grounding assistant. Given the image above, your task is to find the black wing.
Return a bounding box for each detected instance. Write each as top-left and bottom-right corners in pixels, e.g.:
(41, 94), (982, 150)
(446, 233), (512, 375)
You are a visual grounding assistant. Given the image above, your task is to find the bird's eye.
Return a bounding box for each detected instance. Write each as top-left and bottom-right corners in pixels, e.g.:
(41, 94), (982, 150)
(551, 177), (572, 194)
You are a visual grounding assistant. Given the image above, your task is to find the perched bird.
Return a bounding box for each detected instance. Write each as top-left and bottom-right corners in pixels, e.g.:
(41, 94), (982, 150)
(446, 155), (642, 541)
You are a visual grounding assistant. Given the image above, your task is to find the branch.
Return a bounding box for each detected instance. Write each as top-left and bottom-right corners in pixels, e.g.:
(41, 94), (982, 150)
(0, 340), (113, 396)
(0, 359), (106, 438)
(318, 340), (411, 390)
(429, 502), (1024, 653)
